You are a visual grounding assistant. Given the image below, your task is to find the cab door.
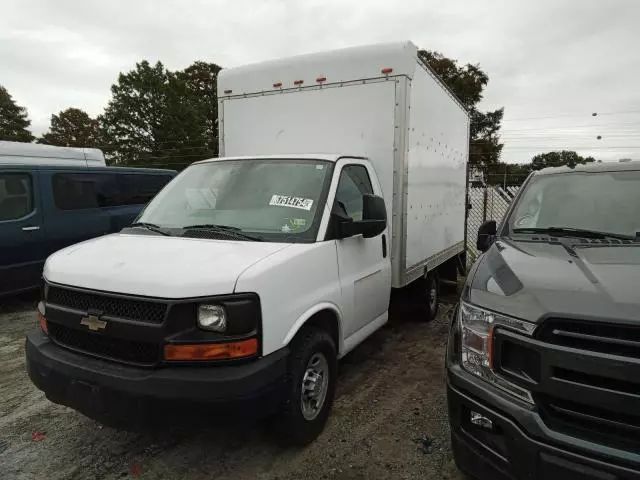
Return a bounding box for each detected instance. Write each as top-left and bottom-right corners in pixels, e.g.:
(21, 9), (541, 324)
(331, 161), (391, 339)
(0, 169), (45, 294)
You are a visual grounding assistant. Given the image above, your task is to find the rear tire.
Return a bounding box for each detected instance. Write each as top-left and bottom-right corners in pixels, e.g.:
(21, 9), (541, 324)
(410, 271), (439, 322)
(425, 272), (440, 321)
(273, 326), (337, 446)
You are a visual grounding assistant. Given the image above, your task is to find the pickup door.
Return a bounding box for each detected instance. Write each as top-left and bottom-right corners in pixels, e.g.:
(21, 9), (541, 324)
(332, 160), (392, 339)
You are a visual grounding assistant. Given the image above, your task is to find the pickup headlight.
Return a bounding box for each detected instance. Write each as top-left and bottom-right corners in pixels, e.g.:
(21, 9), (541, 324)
(198, 304), (227, 332)
(459, 301), (535, 403)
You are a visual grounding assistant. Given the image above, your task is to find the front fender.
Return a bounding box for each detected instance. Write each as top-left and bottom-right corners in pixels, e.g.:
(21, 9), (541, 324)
(233, 241), (343, 357)
(282, 302), (344, 355)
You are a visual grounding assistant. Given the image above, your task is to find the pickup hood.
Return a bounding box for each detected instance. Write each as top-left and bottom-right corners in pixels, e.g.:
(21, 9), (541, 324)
(44, 233), (290, 298)
(468, 238), (640, 324)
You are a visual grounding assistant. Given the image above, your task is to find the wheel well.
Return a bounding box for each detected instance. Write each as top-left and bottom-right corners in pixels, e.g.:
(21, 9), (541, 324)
(297, 310), (340, 354)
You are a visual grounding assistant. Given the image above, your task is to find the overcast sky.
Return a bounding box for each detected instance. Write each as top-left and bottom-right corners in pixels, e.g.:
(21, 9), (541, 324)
(2, 0), (640, 164)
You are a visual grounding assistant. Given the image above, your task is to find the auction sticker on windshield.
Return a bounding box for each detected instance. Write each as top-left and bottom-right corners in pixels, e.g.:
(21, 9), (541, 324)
(269, 195), (314, 211)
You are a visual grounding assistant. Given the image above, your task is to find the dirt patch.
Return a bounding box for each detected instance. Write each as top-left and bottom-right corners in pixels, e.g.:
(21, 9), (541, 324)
(0, 293), (463, 480)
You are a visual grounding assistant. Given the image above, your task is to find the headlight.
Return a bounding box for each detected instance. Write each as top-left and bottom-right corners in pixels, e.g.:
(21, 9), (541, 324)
(459, 301), (535, 403)
(198, 304), (227, 332)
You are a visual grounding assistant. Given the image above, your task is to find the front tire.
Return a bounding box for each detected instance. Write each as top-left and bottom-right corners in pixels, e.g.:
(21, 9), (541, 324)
(273, 327), (337, 446)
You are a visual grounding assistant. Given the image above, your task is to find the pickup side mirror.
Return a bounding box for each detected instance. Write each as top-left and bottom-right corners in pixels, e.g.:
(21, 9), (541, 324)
(476, 220), (497, 253)
(335, 194), (387, 239)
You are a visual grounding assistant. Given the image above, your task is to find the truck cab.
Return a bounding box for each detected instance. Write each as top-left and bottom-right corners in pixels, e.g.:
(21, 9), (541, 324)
(27, 41), (469, 444)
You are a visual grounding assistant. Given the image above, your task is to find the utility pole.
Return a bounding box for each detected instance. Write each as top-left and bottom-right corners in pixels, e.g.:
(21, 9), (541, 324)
(503, 163), (507, 190)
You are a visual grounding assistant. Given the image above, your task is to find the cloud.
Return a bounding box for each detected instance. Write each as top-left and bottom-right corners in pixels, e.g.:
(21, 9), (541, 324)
(2, 0), (639, 161)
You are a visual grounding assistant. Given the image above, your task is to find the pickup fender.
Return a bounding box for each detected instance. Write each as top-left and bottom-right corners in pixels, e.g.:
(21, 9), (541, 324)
(282, 302), (344, 356)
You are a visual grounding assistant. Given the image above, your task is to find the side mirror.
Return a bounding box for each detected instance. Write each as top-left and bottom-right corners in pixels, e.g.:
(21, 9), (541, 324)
(336, 194), (387, 239)
(476, 220), (497, 253)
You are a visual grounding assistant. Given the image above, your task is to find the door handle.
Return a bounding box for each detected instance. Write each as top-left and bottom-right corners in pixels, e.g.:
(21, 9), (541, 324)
(382, 234), (387, 258)
(22, 226), (40, 231)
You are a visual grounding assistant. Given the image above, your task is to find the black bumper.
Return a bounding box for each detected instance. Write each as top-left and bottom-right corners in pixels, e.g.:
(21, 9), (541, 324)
(27, 331), (288, 426)
(447, 365), (640, 480)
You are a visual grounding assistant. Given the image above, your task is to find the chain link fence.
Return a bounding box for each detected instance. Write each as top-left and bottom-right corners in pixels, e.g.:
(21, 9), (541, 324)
(466, 172), (524, 264)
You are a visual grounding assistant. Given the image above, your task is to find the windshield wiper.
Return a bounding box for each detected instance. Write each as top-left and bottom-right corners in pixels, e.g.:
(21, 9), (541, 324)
(129, 222), (171, 236)
(182, 224), (264, 242)
(512, 227), (633, 240)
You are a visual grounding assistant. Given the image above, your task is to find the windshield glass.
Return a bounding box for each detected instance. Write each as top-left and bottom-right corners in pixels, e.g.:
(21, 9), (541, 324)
(507, 170), (640, 238)
(137, 159), (333, 242)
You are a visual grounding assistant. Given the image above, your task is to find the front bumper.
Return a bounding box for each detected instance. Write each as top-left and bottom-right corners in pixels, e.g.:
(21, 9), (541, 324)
(447, 364), (640, 480)
(26, 331), (288, 427)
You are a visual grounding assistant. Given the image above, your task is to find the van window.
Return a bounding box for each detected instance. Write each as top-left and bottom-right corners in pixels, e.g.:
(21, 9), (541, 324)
(52, 174), (100, 210)
(0, 173), (34, 221)
(52, 173), (171, 210)
(117, 174), (172, 205)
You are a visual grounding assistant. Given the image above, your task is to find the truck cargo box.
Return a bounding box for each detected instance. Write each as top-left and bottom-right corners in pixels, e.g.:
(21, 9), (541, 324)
(218, 41), (469, 287)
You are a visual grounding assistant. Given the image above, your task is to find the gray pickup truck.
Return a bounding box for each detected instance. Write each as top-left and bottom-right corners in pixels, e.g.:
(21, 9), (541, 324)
(447, 160), (640, 479)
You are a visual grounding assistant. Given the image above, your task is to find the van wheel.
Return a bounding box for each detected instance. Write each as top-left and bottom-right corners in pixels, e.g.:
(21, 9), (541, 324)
(425, 272), (440, 321)
(411, 271), (439, 322)
(273, 327), (337, 446)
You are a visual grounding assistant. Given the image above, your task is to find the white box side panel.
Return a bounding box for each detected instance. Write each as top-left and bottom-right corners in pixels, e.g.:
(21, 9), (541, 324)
(221, 81), (398, 238)
(404, 66), (469, 273)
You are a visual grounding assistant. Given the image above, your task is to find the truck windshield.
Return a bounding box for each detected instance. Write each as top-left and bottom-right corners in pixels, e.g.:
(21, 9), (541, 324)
(508, 170), (640, 239)
(137, 159), (333, 242)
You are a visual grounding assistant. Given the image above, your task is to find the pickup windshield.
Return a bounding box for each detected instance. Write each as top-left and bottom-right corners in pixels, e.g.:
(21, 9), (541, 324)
(508, 170), (640, 239)
(137, 159), (333, 242)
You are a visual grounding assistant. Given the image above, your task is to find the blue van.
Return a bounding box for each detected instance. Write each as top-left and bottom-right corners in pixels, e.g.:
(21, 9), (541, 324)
(0, 142), (176, 296)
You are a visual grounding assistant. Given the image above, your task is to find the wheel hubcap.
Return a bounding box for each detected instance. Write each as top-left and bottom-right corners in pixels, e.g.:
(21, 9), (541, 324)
(301, 352), (329, 421)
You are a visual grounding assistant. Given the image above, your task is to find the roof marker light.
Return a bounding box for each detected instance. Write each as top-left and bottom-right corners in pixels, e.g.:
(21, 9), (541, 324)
(223, 89), (232, 94)
(273, 82), (282, 88)
(294, 80), (304, 86)
(381, 68), (393, 74)
(316, 76), (327, 83)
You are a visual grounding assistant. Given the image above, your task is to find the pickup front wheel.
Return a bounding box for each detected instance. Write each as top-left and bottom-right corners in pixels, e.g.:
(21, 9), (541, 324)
(273, 326), (337, 445)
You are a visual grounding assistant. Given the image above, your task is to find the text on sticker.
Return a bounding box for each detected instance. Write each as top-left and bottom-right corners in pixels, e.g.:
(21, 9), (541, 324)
(269, 195), (314, 211)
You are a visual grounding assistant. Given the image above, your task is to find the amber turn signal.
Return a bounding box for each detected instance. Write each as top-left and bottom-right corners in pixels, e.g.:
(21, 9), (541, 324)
(38, 312), (48, 335)
(164, 338), (258, 361)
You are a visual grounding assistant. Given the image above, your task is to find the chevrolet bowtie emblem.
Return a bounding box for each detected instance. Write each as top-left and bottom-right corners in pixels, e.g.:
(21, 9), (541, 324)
(80, 314), (107, 331)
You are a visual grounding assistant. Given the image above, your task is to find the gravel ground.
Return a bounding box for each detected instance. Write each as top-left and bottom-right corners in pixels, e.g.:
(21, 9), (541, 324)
(0, 291), (464, 480)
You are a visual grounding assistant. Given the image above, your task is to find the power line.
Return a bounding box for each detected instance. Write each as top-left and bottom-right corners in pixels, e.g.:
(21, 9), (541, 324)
(502, 109), (640, 122)
(500, 120), (640, 133)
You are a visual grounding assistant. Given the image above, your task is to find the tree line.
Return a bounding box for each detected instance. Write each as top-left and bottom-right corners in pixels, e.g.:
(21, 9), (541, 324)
(0, 49), (596, 177)
(1, 60), (220, 170)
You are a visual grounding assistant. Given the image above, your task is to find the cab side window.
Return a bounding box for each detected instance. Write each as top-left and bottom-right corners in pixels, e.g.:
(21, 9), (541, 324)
(0, 173), (33, 221)
(334, 165), (373, 221)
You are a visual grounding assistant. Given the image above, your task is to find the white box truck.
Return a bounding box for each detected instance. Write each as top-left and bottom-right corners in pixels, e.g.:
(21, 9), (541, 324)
(27, 41), (469, 445)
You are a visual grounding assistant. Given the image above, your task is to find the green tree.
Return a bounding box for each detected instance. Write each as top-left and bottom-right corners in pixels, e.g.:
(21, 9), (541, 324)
(177, 61), (222, 156)
(0, 85), (35, 142)
(530, 151), (595, 170)
(484, 162), (532, 187)
(37, 107), (100, 147)
(99, 60), (209, 168)
(418, 51), (503, 166)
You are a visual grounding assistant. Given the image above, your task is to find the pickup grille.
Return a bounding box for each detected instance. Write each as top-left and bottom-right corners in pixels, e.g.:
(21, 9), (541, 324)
(48, 286), (167, 324)
(48, 322), (159, 365)
(538, 318), (640, 359)
(532, 318), (640, 451)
